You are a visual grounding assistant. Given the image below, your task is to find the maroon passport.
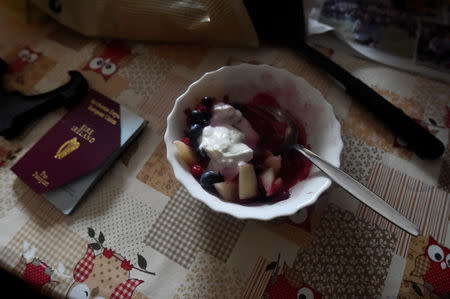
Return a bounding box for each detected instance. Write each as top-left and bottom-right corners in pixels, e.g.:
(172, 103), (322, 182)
(11, 90), (122, 194)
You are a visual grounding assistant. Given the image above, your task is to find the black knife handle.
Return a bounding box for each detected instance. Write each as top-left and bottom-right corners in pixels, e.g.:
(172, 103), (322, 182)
(0, 70), (88, 139)
(297, 43), (444, 159)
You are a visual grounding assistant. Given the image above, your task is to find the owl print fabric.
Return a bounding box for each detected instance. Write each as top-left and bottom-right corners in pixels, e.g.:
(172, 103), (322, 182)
(9, 47), (41, 73)
(68, 245), (145, 299)
(418, 237), (450, 296)
(264, 263), (322, 299)
(0, 5), (449, 299)
(83, 43), (131, 81)
(67, 229), (152, 299)
(401, 236), (450, 297)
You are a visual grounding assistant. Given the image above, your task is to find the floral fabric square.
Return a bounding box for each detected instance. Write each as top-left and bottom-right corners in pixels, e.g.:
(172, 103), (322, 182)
(293, 204), (396, 298)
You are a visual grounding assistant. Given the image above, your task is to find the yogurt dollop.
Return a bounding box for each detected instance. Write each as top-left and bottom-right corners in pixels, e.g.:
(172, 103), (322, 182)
(199, 103), (256, 179)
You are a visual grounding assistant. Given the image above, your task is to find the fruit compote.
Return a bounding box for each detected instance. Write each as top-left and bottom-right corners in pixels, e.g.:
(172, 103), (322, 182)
(173, 93), (311, 203)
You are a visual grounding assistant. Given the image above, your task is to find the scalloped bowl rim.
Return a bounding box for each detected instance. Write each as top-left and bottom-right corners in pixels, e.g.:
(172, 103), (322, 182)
(164, 64), (343, 220)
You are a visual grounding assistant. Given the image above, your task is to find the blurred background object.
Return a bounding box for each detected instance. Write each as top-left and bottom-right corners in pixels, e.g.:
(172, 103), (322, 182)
(0, 0), (27, 20)
(29, 0), (259, 47)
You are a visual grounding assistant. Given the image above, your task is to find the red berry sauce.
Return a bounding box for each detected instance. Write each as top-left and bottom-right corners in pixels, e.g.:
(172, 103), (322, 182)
(182, 93), (312, 204)
(242, 93), (312, 197)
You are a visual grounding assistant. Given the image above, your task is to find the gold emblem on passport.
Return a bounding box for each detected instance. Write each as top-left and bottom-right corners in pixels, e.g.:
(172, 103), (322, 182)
(54, 137), (80, 160)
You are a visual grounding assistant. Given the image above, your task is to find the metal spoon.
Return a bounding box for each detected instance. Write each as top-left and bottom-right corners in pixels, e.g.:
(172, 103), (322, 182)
(263, 106), (420, 236)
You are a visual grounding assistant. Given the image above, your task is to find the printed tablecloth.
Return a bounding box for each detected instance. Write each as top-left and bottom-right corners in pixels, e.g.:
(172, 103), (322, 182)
(0, 7), (449, 299)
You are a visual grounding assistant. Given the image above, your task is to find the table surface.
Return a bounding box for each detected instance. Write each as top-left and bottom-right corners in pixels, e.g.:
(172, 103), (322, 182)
(0, 8), (449, 299)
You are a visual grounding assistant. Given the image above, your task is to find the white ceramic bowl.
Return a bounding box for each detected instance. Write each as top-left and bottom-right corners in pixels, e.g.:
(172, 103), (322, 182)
(164, 64), (342, 220)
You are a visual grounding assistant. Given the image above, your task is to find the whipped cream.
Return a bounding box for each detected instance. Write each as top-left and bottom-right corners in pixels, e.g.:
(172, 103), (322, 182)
(199, 103), (254, 179)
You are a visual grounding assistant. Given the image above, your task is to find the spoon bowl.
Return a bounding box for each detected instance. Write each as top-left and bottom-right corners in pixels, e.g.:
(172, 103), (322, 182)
(262, 105), (420, 236)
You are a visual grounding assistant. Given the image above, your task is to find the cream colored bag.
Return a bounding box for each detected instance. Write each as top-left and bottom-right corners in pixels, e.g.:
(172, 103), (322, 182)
(31, 0), (259, 47)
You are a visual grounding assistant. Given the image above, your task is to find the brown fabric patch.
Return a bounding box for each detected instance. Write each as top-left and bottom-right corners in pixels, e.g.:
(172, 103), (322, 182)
(373, 86), (425, 120)
(293, 204), (396, 298)
(283, 262), (303, 287)
(358, 162), (450, 257)
(174, 251), (246, 298)
(342, 99), (394, 152)
(340, 134), (384, 184)
(144, 186), (245, 268)
(259, 199), (328, 248)
(138, 73), (191, 136)
(260, 221), (314, 249)
(118, 50), (172, 100)
(136, 141), (179, 197)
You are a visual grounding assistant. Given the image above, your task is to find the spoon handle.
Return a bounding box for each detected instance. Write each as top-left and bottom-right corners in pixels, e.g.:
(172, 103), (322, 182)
(292, 144), (420, 236)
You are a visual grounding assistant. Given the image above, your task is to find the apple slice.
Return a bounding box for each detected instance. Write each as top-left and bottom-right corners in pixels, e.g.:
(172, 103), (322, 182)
(214, 181), (238, 201)
(260, 168), (275, 195)
(238, 163), (258, 200)
(263, 155), (282, 176)
(269, 178), (283, 196)
(173, 140), (198, 167)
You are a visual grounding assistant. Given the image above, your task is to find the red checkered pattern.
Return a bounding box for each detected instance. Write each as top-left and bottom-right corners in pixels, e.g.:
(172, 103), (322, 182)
(144, 186), (245, 268)
(73, 245), (95, 282)
(110, 279), (143, 299)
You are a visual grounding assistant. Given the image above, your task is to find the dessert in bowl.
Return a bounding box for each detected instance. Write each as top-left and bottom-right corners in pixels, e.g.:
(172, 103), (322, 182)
(164, 64), (342, 220)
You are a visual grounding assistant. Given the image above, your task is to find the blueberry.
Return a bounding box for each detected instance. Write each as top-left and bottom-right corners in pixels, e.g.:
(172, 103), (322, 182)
(199, 171), (224, 191)
(191, 139), (199, 149)
(187, 124), (203, 145)
(196, 147), (208, 160)
(201, 96), (213, 108)
(189, 110), (210, 126)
